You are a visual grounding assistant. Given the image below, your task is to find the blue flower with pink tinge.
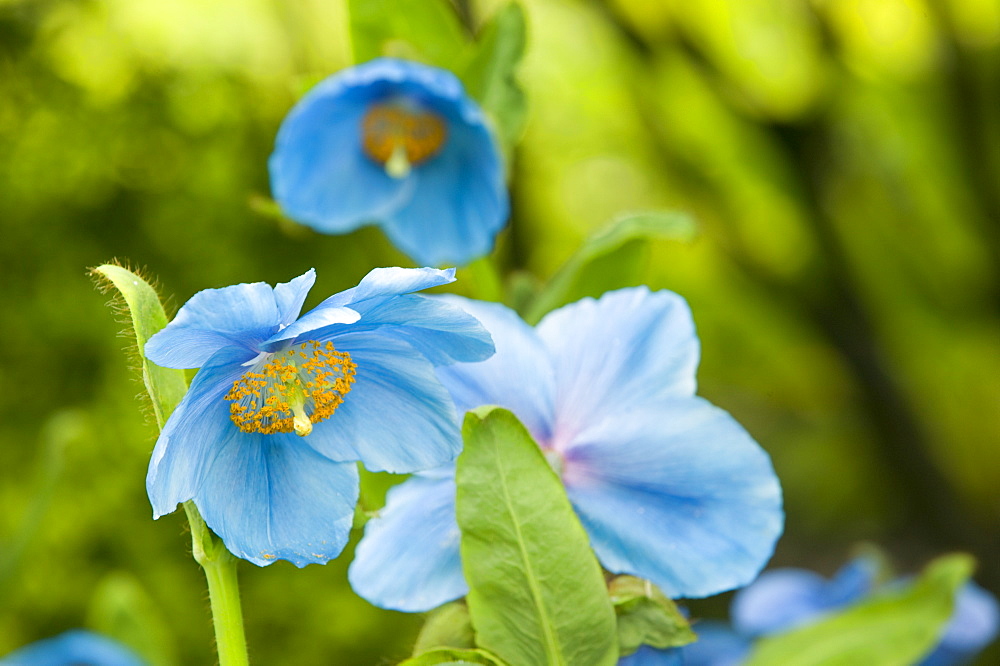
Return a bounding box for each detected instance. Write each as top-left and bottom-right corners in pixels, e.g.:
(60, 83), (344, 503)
(269, 58), (508, 267)
(348, 287), (784, 611)
(144, 267), (494, 567)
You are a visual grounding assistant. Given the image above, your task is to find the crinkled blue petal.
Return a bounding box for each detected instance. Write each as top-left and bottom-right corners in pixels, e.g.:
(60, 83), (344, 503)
(921, 582), (999, 666)
(348, 471), (466, 611)
(0, 630), (145, 666)
(303, 331), (461, 472)
(269, 73), (410, 234)
(146, 346), (251, 519)
(272, 268), (317, 327)
(433, 296), (556, 441)
(145, 280), (282, 368)
(194, 433), (358, 567)
(262, 306), (360, 350)
(618, 645), (683, 666)
(379, 110), (507, 267)
(537, 288), (699, 439)
(562, 397), (783, 599)
(346, 294), (495, 365)
(319, 266), (456, 311)
(678, 622), (751, 666)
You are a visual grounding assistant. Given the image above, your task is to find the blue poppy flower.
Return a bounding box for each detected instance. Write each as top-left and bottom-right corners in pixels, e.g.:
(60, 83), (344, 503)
(269, 58), (509, 267)
(682, 558), (999, 666)
(0, 630), (145, 666)
(348, 288), (784, 611)
(144, 267), (494, 567)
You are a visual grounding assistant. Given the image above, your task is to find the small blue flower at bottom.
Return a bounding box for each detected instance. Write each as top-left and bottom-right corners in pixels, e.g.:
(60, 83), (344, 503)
(664, 557), (1000, 666)
(348, 288), (784, 612)
(269, 58), (509, 267)
(0, 631), (144, 666)
(144, 267), (494, 567)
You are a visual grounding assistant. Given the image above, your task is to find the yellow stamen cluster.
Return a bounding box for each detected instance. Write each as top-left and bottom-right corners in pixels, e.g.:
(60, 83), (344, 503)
(361, 104), (447, 169)
(225, 341), (357, 436)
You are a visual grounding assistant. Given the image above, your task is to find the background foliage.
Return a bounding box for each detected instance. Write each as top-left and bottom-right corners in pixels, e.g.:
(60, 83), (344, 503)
(1, 0), (998, 663)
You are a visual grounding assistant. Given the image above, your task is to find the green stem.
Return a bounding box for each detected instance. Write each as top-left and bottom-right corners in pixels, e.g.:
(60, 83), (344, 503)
(183, 501), (250, 666)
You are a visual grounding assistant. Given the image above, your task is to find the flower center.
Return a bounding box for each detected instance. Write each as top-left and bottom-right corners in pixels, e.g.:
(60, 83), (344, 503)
(360, 103), (447, 179)
(225, 341), (357, 437)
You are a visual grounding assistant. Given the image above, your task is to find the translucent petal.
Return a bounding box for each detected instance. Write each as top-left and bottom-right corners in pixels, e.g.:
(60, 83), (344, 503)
(562, 398), (783, 598)
(272, 268), (317, 327)
(433, 296), (555, 441)
(194, 434), (358, 567)
(145, 281), (280, 368)
(349, 472), (466, 611)
(537, 288), (699, 440)
(0, 630), (145, 666)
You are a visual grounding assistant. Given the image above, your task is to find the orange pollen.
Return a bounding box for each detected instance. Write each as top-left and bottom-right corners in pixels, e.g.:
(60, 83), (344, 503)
(361, 104), (447, 166)
(225, 341), (357, 435)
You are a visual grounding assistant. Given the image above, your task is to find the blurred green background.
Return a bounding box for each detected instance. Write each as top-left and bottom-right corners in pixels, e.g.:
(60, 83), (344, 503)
(1, 0), (998, 663)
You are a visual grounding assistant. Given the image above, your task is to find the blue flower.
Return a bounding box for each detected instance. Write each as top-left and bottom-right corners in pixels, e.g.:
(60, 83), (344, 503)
(348, 288), (784, 611)
(676, 558), (999, 666)
(0, 630), (145, 666)
(269, 58), (509, 267)
(144, 267), (494, 567)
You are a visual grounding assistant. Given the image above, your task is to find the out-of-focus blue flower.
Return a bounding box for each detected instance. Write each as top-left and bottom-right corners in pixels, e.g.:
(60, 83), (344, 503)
(269, 58), (509, 267)
(349, 288), (784, 611)
(0, 630), (144, 666)
(144, 267), (494, 567)
(680, 558), (999, 666)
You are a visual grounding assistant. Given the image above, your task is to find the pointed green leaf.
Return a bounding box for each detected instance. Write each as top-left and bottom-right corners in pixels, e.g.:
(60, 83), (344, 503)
(347, 0), (468, 65)
(457, 3), (528, 149)
(90, 263), (188, 428)
(524, 211), (697, 324)
(414, 601), (476, 654)
(746, 554), (975, 666)
(401, 647), (508, 666)
(457, 407), (618, 666)
(609, 576), (696, 655)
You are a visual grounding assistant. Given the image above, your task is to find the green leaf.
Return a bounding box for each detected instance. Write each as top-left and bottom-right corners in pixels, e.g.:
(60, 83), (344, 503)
(347, 0), (468, 66)
(456, 407), (618, 666)
(609, 576), (696, 655)
(523, 211), (697, 324)
(400, 647), (508, 666)
(746, 554), (975, 666)
(90, 262), (188, 428)
(414, 601), (476, 654)
(86, 572), (178, 666)
(457, 3), (528, 149)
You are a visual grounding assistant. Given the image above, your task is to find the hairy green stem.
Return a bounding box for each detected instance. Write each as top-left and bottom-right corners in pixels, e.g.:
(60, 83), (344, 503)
(184, 501), (250, 666)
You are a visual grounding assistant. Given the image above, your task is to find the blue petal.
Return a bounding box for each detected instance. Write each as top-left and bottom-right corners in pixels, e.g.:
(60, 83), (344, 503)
(262, 305), (361, 350)
(561, 397), (783, 599)
(146, 346), (251, 519)
(272, 268), (317, 327)
(194, 434), (358, 567)
(678, 622), (751, 666)
(319, 266), (457, 311)
(433, 296), (556, 441)
(269, 74), (410, 234)
(537, 288), (700, 438)
(618, 645), (684, 666)
(348, 471), (466, 611)
(303, 331), (462, 473)
(730, 569), (834, 636)
(145, 280), (281, 368)
(346, 294), (495, 365)
(0, 630), (145, 666)
(380, 111), (507, 267)
(922, 582), (1000, 666)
